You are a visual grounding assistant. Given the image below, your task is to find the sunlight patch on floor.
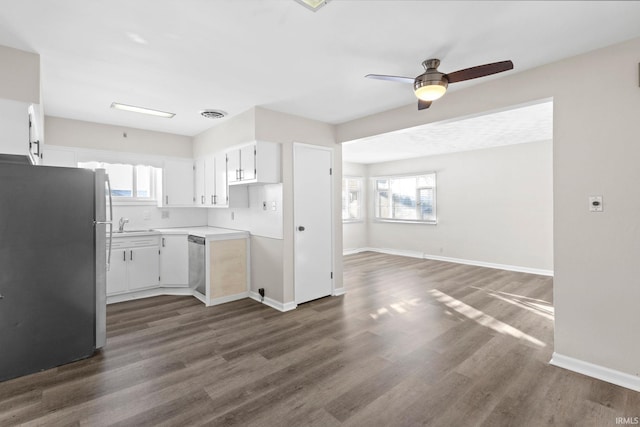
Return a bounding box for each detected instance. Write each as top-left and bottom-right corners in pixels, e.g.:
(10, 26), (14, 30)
(470, 286), (554, 320)
(369, 298), (421, 319)
(429, 289), (546, 347)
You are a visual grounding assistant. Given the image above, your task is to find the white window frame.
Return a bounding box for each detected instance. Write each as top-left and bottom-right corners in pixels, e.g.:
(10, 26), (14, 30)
(342, 176), (363, 223)
(78, 161), (159, 205)
(373, 172), (437, 224)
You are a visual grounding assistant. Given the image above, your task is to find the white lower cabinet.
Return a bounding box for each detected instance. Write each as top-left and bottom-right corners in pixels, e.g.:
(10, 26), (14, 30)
(107, 235), (160, 296)
(160, 234), (189, 287)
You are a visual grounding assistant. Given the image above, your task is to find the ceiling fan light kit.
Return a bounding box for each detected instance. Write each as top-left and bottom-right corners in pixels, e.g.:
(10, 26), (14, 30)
(367, 58), (513, 110)
(294, 0), (331, 12)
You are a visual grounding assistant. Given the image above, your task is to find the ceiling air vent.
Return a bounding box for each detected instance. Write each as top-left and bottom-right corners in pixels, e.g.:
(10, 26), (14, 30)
(200, 110), (226, 119)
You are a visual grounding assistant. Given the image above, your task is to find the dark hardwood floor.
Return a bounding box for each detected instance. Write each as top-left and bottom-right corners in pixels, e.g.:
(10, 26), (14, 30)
(1, 251), (638, 426)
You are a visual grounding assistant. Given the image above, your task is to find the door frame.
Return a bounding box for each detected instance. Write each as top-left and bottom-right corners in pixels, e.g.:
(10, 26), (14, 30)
(292, 142), (335, 304)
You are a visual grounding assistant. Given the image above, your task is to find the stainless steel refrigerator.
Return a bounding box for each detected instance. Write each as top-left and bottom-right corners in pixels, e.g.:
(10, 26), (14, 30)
(0, 162), (112, 382)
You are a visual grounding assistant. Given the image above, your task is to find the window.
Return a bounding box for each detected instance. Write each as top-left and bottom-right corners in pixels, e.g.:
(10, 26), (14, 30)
(342, 177), (362, 222)
(78, 161), (159, 201)
(374, 173), (436, 223)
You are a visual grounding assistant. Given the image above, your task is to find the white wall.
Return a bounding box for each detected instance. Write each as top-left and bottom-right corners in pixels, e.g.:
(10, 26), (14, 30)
(336, 36), (640, 384)
(364, 141), (553, 272)
(112, 205), (207, 230)
(343, 161), (368, 252)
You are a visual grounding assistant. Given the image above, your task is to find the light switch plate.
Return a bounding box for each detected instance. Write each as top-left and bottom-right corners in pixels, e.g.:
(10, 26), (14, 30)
(589, 196), (603, 212)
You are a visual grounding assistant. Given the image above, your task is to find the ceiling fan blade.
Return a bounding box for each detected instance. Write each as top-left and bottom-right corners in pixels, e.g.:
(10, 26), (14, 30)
(445, 60), (513, 83)
(418, 100), (432, 110)
(365, 74), (414, 84)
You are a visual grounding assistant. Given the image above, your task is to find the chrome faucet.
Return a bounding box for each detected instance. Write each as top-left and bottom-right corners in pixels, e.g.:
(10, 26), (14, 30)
(118, 217), (129, 232)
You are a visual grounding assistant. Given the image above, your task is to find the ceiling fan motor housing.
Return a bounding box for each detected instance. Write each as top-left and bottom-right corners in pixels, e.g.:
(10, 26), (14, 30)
(414, 71), (448, 101)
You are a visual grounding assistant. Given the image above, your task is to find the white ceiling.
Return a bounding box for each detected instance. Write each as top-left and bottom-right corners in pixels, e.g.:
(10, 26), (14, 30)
(0, 1), (639, 137)
(342, 100), (553, 164)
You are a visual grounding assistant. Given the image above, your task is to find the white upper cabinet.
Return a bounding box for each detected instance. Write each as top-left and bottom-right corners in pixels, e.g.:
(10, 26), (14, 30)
(194, 157), (206, 206)
(194, 153), (234, 207)
(0, 99), (30, 159)
(214, 154), (228, 206)
(204, 155), (216, 206)
(158, 159), (194, 207)
(227, 141), (281, 185)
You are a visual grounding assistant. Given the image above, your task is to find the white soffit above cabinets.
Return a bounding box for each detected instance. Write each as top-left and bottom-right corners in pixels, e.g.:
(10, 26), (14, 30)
(342, 101), (553, 164)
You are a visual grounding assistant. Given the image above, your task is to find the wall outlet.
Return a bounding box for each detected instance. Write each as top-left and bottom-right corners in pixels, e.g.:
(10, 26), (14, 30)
(231, 211), (235, 220)
(271, 201), (277, 211)
(143, 210), (151, 220)
(262, 201), (267, 211)
(161, 210), (170, 219)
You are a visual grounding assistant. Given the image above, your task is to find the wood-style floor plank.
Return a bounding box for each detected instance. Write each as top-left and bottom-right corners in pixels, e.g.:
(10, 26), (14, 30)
(1, 252), (637, 426)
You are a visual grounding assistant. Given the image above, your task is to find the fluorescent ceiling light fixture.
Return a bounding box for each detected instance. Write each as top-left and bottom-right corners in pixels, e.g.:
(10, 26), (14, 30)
(294, 0), (331, 12)
(110, 102), (175, 118)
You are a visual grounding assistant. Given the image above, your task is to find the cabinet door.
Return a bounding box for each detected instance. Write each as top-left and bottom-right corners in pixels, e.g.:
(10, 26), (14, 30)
(106, 250), (128, 295)
(160, 235), (189, 286)
(240, 144), (256, 181)
(162, 160), (194, 206)
(204, 156), (216, 206)
(214, 154), (228, 206)
(227, 150), (240, 184)
(128, 247), (160, 291)
(194, 158), (206, 206)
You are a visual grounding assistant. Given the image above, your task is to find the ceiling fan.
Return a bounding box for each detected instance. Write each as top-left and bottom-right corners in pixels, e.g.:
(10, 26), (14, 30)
(366, 58), (514, 110)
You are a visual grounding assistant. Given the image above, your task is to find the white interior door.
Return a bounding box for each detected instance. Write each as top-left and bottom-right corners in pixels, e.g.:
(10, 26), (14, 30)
(294, 143), (333, 304)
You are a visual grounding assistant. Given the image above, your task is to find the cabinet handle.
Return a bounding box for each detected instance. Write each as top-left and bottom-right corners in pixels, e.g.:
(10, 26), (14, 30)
(201, 195), (205, 204)
(123, 250), (126, 261)
(239, 169), (244, 180)
(211, 195), (214, 204)
(162, 237), (166, 247)
(235, 169), (239, 180)
(165, 195), (169, 205)
(130, 250), (133, 261)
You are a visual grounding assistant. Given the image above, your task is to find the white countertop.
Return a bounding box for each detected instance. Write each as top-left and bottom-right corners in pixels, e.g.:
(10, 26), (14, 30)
(151, 226), (249, 240)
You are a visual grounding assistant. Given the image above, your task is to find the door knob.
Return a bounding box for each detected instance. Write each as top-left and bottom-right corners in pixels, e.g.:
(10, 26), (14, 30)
(298, 226), (305, 231)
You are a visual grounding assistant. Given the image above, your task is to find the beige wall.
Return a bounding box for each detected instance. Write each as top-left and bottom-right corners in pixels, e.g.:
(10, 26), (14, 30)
(192, 108), (256, 157)
(45, 116), (192, 158)
(364, 141), (553, 271)
(0, 45), (39, 104)
(343, 161), (369, 252)
(336, 37), (640, 379)
(194, 107), (343, 305)
(254, 107), (343, 301)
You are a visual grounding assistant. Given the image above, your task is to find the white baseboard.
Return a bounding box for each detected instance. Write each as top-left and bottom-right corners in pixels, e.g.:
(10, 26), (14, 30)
(208, 291), (249, 307)
(249, 291), (298, 312)
(344, 247), (554, 277)
(107, 287), (247, 306)
(550, 352), (640, 392)
(333, 287), (346, 296)
(107, 286), (193, 304)
(343, 248), (367, 256)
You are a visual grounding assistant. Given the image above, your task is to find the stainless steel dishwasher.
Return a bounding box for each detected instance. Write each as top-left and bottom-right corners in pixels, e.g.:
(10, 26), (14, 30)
(188, 235), (206, 295)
